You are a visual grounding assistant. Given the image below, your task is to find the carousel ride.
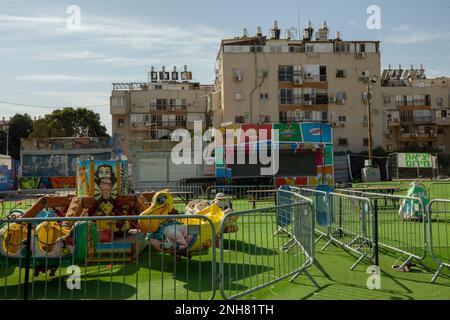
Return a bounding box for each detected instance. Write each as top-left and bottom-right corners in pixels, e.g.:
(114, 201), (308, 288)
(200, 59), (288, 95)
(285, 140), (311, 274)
(0, 160), (237, 276)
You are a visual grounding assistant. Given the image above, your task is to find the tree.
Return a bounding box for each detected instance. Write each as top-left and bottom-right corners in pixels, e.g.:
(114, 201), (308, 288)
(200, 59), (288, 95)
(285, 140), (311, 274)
(7, 114), (34, 159)
(31, 107), (108, 138)
(0, 129), (6, 155)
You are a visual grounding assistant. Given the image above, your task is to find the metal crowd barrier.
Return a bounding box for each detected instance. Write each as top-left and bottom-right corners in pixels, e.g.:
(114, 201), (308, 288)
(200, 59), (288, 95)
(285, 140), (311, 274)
(0, 215), (217, 300)
(364, 192), (428, 271)
(427, 200), (450, 283)
(428, 182), (450, 200)
(218, 193), (319, 300)
(322, 192), (375, 270)
(206, 185), (276, 212)
(296, 188), (330, 244)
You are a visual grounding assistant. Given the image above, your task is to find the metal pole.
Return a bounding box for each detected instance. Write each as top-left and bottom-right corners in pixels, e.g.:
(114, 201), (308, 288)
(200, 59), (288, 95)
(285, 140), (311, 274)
(23, 222), (32, 300)
(6, 125), (9, 156)
(374, 198), (379, 266)
(367, 84), (373, 164)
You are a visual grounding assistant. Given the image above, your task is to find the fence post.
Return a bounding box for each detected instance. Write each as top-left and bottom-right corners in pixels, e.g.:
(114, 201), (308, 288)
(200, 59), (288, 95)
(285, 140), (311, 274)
(23, 222), (32, 301)
(338, 196), (343, 238)
(373, 198), (379, 267)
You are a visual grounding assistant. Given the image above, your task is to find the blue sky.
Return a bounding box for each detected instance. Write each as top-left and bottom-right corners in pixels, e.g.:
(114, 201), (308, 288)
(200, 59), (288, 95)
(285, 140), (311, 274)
(1, 0), (449, 133)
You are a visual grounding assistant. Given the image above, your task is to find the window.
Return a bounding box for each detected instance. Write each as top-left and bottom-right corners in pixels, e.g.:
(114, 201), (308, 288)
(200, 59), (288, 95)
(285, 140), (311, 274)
(233, 69), (243, 81)
(111, 96), (125, 107)
(319, 66), (327, 81)
(259, 115), (270, 123)
(436, 97), (444, 106)
(156, 99), (167, 110)
(382, 95), (391, 104)
(338, 138), (348, 146)
(250, 46), (263, 53)
(359, 43), (366, 53)
(155, 85), (163, 90)
(117, 118), (124, 127)
(338, 116), (347, 122)
(305, 44), (314, 53)
(234, 92), (244, 101)
(279, 111), (287, 122)
(335, 42), (350, 53)
(336, 92), (347, 101)
(175, 115), (186, 126)
(260, 93), (269, 100)
(278, 65), (293, 82)
(336, 69), (346, 78)
(235, 116), (245, 123)
(279, 89), (293, 104)
(321, 111), (328, 121)
(363, 138), (369, 147)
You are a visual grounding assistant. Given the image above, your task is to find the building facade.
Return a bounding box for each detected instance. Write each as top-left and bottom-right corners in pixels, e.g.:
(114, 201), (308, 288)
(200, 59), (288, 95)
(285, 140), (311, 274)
(110, 67), (212, 158)
(209, 21), (383, 153)
(381, 65), (450, 152)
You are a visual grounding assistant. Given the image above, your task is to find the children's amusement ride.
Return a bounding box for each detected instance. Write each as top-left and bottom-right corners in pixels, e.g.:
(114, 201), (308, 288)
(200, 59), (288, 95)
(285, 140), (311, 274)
(0, 160), (237, 276)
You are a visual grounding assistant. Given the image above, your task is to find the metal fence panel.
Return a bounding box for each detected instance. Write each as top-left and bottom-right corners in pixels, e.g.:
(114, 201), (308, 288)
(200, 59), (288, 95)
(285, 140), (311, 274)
(427, 200), (450, 282)
(365, 192), (427, 269)
(324, 192), (375, 270)
(428, 182), (450, 200)
(218, 198), (316, 300)
(207, 185), (276, 212)
(0, 215), (217, 300)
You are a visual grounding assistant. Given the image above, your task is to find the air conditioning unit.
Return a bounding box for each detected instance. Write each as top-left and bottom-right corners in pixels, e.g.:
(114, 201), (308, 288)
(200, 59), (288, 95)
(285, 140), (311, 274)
(431, 132), (437, 137)
(132, 123), (137, 128)
(412, 133), (419, 138)
(293, 77), (303, 85)
(356, 52), (367, 59)
(304, 101), (313, 106)
(336, 99), (345, 105)
(363, 121), (368, 127)
(305, 73), (313, 79)
(169, 106), (176, 112)
(340, 123), (346, 128)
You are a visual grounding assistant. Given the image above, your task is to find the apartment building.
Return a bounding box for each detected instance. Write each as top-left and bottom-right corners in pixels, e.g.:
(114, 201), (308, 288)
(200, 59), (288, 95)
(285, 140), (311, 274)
(381, 65), (450, 152)
(209, 20), (383, 153)
(110, 66), (212, 157)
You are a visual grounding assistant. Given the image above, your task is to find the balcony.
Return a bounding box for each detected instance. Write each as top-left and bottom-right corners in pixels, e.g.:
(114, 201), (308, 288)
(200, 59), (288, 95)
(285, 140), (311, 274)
(150, 104), (187, 112)
(130, 120), (187, 130)
(388, 118), (401, 127)
(436, 117), (450, 126)
(110, 105), (127, 115)
(399, 132), (438, 142)
(279, 95), (329, 106)
(131, 105), (150, 113)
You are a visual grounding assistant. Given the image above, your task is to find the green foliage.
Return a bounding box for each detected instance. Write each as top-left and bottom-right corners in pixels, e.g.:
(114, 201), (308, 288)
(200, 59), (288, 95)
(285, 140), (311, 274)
(30, 107), (108, 138)
(6, 114), (34, 159)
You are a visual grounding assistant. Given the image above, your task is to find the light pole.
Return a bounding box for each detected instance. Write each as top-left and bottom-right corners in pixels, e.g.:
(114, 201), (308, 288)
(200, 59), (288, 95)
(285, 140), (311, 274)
(5, 124), (9, 156)
(366, 75), (379, 165)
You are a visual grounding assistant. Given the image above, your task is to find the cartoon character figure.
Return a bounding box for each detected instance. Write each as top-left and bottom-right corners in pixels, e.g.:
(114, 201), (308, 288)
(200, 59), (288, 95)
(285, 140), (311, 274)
(212, 193), (238, 233)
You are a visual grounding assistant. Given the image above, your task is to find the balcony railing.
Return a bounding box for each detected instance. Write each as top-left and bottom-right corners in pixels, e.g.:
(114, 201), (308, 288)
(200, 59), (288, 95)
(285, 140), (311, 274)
(279, 117), (327, 124)
(280, 95), (329, 105)
(150, 104), (187, 111)
(395, 101), (431, 107)
(130, 120), (187, 129)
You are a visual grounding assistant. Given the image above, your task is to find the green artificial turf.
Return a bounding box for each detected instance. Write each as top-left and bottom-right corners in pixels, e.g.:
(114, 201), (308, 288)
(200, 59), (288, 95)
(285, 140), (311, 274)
(0, 185), (449, 300)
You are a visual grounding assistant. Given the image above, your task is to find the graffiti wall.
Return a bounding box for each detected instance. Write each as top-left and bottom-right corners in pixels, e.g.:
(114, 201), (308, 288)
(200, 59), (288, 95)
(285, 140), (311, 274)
(21, 137), (112, 151)
(215, 123), (334, 187)
(19, 137), (114, 190)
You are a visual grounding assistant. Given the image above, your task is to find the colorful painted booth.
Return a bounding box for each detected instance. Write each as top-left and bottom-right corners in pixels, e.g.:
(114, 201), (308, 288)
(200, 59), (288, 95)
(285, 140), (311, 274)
(215, 123), (334, 187)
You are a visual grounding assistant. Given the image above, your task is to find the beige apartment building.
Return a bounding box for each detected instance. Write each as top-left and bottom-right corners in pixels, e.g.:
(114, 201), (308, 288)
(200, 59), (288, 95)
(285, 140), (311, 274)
(381, 65), (450, 152)
(209, 21), (383, 153)
(110, 67), (212, 157)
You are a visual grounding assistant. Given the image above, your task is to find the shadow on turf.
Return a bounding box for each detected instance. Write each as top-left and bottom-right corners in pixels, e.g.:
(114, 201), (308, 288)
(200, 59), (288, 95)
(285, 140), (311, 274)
(0, 280), (137, 300)
(221, 239), (278, 255)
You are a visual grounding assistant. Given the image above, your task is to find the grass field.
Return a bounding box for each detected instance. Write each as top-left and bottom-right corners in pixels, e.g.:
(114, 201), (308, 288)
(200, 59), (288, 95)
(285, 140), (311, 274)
(0, 187), (449, 300)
